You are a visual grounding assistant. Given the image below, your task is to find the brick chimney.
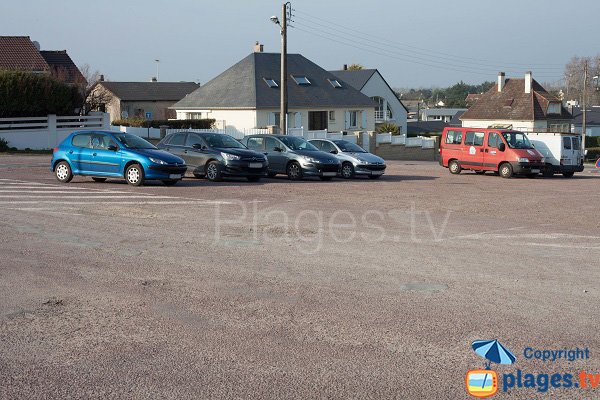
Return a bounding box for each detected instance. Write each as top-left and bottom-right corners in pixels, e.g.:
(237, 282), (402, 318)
(525, 71), (532, 94)
(253, 41), (264, 53)
(343, 64), (348, 70)
(497, 72), (505, 92)
(99, 74), (104, 82)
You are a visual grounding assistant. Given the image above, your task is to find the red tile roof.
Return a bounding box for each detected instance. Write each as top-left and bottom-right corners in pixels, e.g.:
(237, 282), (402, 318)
(40, 50), (86, 85)
(0, 36), (49, 72)
(461, 77), (571, 121)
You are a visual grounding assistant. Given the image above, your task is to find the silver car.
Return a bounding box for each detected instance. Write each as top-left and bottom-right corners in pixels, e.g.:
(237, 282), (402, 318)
(309, 139), (386, 179)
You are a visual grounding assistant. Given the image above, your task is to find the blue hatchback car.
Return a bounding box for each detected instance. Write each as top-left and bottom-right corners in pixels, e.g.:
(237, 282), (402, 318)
(51, 131), (187, 186)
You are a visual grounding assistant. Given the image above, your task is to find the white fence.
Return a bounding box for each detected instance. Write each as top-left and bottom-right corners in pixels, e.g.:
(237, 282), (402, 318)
(376, 133), (435, 150)
(0, 113), (110, 150)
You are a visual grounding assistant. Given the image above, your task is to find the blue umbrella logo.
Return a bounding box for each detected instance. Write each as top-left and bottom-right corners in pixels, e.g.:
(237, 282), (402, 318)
(470, 340), (516, 393)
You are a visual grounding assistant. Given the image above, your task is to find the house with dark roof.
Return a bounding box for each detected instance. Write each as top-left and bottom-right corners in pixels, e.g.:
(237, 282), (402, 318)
(40, 50), (85, 85)
(571, 106), (600, 137)
(90, 80), (200, 122)
(461, 72), (572, 132)
(0, 36), (85, 87)
(329, 66), (407, 134)
(172, 47), (377, 133)
(421, 107), (467, 123)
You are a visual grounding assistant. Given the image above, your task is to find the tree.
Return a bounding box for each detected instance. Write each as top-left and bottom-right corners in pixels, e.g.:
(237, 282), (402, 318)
(564, 56), (600, 106)
(77, 64), (112, 115)
(347, 63), (364, 70)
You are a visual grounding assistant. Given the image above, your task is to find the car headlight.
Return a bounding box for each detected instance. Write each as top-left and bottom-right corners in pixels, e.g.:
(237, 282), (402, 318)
(301, 155), (318, 163)
(221, 152), (240, 161)
(541, 157), (546, 163)
(518, 157), (529, 163)
(149, 157), (168, 165)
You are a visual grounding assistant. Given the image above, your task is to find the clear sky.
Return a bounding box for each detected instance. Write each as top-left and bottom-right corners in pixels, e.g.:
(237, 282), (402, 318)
(2, 0), (599, 88)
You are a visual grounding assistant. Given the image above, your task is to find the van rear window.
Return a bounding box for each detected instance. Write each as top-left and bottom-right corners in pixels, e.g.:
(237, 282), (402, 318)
(563, 136), (572, 150)
(445, 130), (463, 145)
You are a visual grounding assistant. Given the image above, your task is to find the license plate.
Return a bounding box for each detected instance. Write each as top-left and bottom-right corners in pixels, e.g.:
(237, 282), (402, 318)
(531, 169), (540, 174)
(371, 170), (384, 175)
(322, 172), (336, 177)
(249, 163), (263, 169)
(169, 174), (181, 179)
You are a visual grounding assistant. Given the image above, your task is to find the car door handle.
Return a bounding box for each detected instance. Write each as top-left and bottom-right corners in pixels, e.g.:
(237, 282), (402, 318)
(68, 150), (73, 154)
(480, 149), (484, 152)
(93, 152), (97, 156)
(184, 150), (188, 154)
(485, 149), (489, 153)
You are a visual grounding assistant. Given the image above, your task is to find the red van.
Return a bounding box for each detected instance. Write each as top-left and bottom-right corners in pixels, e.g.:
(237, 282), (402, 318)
(439, 128), (545, 178)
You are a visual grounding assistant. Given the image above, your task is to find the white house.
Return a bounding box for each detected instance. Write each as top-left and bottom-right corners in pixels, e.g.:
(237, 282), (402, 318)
(421, 108), (467, 123)
(329, 67), (408, 134)
(172, 47), (376, 134)
(461, 72), (572, 132)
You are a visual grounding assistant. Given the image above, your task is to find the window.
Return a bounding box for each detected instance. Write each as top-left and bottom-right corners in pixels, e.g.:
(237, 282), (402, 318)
(320, 141), (336, 153)
(246, 137), (264, 151)
(265, 137), (281, 152)
(328, 79), (342, 88)
(185, 133), (204, 148)
(72, 134), (91, 148)
(90, 134), (114, 150)
(169, 133), (186, 146)
(501, 132), (534, 150)
(572, 136), (580, 150)
(445, 130), (463, 145)
(371, 96), (393, 120)
(308, 111), (328, 130)
(310, 140), (323, 150)
(349, 111), (358, 128)
(563, 136), (572, 150)
(263, 78), (278, 88)
(329, 111), (335, 121)
(547, 102), (561, 115)
(465, 131), (484, 146)
(487, 132), (499, 148)
(291, 75), (311, 85)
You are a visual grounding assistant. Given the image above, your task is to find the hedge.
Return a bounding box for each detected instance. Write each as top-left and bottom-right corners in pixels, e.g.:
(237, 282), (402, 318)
(112, 118), (215, 129)
(0, 70), (82, 117)
(585, 136), (600, 148)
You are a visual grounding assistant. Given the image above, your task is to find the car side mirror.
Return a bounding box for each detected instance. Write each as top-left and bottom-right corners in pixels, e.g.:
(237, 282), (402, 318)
(330, 150), (338, 154)
(498, 142), (506, 152)
(107, 145), (118, 151)
(274, 147), (283, 152)
(192, 143), (202, 149)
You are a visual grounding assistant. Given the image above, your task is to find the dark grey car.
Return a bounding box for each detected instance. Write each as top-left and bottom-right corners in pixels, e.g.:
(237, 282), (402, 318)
(241, 135), (341, 180)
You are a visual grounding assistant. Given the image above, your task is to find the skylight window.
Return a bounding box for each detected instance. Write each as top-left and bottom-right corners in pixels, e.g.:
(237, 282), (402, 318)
(292, 75), (311, 85)
(263, 78), (278, 88)
(328, 79), (342, 88)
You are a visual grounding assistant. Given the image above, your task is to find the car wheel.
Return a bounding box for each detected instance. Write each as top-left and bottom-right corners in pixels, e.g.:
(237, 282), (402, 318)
(162, 180), (178, 186)
(341, 162), (355, 179)
(286, 161), (303, 180)
(562, 171), (575, 178)
(247, 176), (261, 182)
(499, 163), (513, 179)
(319, 176), (333, 181)
(206, 161), (223, 182)
(448, 160), (461, 174)
(125, 163), (145, 186)
(368, 175), (382, 180)
(55, 161), (73, 183)
(92, 177), (107, 182)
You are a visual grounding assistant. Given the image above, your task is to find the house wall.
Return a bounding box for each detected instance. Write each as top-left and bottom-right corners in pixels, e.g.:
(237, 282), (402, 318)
(461, 119), (537, 131)
(360, 73), (407, 134)
(118, 101), (178, 121)
(257, 107), (375, 133)
(176, 109), (257, 132)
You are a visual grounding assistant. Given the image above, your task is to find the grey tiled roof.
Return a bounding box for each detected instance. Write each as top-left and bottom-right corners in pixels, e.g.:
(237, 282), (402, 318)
(98, 82), (200, 101)
(328, 69), (377, 91)
(40, 50), (85, 84)
(173, 53), (376, 109)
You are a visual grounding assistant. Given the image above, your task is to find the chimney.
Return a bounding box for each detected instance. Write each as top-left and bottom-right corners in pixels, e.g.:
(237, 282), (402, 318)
(343, 64), (348, 70)
(497, 72), (505, 92)
(253, 41), (264, 53)
(151, 77), (157, 82)
(99, 74), (104, 82)
(525, 71), (532, 94)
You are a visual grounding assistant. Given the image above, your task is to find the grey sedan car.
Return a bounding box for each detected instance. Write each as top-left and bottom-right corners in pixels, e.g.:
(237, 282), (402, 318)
(241, 135), (341, 180)
(309, 139), (386, 179)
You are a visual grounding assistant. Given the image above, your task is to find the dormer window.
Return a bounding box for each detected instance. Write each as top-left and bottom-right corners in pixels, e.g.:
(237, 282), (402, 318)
(328, 79), (342, 88)
(291, 75), (311, 85)
(547, 102), (561, 115)
(263, 78), (278, 88)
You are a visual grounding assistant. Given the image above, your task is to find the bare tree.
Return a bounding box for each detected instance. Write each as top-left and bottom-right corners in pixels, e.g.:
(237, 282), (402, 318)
(564, 56), (600, 106)
(77, 64), (112, 115)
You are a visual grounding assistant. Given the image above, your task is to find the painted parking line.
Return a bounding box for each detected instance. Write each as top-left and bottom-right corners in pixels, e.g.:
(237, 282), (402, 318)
(0, 200), (233, 205)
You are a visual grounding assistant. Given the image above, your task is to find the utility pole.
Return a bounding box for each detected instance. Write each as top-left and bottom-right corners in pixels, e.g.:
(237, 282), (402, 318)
(155, 59), (160, 81)
(280, 2), (290, 135)
(582, 61), (587, 151)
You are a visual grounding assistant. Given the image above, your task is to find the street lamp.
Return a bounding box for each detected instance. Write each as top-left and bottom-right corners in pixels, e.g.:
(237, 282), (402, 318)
(155, 59), (160, 81)
(270, 2), (291, 134)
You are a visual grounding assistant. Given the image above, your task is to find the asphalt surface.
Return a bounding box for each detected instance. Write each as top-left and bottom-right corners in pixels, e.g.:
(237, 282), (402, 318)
(1, 155), (599, 399)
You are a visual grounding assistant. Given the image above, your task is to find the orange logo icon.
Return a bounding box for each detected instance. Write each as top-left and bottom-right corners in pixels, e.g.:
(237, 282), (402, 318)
(466, 369), (498, 398)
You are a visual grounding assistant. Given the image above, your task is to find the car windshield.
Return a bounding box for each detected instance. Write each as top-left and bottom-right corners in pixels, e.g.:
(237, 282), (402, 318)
(114, 134), (157, 149)
(279, 136), (318, 151)
(204, 133), (245, 149)
(502, 132), (534, 149)
(333, 140), (366, 153)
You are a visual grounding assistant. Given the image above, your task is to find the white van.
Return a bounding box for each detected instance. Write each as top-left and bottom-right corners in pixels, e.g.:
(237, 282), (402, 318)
(528, 132), (585, 178)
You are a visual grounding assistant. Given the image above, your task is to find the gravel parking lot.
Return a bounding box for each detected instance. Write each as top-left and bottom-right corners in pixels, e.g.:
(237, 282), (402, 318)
(1, 154), (599, 399)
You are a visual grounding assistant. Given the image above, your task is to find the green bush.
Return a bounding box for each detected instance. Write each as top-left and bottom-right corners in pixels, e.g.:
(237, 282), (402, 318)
(585, 147), (600, 161)
(112, 118), (215, 129)
(0, 137), (9, 151)
(376, 123), (400, 135)
(0, 70), (82, 117)
(585, 136), (600, 148)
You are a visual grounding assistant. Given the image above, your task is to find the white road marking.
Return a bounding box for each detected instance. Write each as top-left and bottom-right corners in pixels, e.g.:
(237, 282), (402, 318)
(0, 195), (181, 199)
(0, 200), (232, 205)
